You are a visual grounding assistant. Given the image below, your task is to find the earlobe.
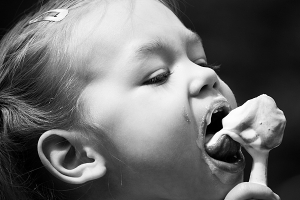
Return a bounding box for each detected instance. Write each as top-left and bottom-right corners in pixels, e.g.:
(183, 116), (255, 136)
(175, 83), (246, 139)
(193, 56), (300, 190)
(38, 130), (106, 184)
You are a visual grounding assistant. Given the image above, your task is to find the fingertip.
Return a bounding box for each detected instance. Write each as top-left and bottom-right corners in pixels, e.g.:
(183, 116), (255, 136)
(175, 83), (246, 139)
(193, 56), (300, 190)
(224, 182), (280, 200)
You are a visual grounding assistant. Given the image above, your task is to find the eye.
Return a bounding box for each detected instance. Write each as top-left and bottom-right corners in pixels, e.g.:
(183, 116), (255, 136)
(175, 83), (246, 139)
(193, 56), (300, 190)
(144, 70), (172, 85)
(197, 62), (221, 71)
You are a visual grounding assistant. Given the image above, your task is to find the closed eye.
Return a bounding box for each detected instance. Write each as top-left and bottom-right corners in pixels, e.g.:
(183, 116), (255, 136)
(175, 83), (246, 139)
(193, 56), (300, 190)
(143, 70), (172, 86)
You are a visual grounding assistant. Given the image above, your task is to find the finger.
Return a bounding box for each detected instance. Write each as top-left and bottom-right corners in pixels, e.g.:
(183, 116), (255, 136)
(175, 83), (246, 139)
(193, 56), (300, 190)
(224, 182), (280, 200)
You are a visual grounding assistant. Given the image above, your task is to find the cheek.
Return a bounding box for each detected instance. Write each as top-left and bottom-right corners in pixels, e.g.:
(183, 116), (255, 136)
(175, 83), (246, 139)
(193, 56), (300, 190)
(108, 104), (223, 193)
(109, 101), (196, 165)
(83, 85), (240, 198)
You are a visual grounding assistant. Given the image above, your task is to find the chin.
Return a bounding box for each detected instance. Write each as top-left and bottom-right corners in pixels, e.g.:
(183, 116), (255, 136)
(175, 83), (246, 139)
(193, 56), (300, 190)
(204, 174), (243, 200)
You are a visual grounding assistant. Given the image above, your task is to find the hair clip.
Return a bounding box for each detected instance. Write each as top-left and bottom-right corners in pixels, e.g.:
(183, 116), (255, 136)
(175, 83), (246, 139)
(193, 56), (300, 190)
(28, 9), (69, 25)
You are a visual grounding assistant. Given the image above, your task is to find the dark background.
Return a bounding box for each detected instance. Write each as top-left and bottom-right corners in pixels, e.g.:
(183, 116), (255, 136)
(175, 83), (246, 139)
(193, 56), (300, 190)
(1, 0), (299, 199)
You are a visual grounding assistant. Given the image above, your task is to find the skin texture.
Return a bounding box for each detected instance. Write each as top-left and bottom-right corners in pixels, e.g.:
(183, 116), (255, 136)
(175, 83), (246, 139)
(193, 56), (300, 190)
(38, 0), (280, 200)
(75, 0), (241, 199)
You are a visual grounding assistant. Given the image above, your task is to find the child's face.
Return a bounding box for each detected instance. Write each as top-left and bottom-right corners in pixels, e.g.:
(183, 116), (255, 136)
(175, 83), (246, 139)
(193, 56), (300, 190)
(77, 0), (243, 199)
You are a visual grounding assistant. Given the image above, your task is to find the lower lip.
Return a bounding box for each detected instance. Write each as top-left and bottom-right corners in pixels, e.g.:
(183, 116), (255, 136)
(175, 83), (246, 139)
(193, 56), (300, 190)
(197, 117), (245, 176)
(205, 149), (246, 173)
(196, 97), (245, 183)
(202, 151), (245, 185)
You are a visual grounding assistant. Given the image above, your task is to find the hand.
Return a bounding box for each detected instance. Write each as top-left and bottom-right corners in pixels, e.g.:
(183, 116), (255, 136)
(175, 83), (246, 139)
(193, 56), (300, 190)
(224, 182), (280, 200)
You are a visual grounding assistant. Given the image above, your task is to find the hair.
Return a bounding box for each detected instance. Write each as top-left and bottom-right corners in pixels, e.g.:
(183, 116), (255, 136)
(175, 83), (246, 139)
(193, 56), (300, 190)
(0, 0), (178, 199)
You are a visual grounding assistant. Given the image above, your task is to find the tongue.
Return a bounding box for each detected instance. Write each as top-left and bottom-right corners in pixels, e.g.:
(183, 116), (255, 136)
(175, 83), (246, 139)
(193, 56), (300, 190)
(205, 134), (240, 162)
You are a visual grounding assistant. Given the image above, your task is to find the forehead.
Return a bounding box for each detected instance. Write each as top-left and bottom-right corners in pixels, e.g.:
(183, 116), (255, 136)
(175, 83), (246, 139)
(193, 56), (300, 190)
(74, 0), (183, 41)
(71, 0), (199, 76)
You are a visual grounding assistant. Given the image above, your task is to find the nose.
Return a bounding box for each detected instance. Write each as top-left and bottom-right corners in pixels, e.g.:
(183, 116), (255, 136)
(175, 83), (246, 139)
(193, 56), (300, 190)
(188, 66), (219, 97)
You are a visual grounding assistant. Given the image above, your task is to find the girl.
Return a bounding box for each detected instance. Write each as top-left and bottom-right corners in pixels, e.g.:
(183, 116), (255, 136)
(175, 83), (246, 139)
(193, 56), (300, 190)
(0, 0), (280, 199)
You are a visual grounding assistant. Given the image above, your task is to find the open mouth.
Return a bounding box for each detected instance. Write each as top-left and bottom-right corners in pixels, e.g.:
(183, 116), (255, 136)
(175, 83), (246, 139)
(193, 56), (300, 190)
(204, 105), (243, 164)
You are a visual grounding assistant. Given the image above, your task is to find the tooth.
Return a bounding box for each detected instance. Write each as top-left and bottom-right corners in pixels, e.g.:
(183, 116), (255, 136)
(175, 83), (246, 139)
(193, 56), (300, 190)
(206, 112), (211, 125)
(213, 107), (222, 114)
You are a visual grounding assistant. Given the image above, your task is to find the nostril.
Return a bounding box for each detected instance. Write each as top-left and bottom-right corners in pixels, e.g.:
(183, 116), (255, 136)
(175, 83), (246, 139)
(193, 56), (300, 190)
(189, 71), (219, 96)
(197, 82), (218, 95)
(199, 85), (209, 93)
(213, 81), (218, 89)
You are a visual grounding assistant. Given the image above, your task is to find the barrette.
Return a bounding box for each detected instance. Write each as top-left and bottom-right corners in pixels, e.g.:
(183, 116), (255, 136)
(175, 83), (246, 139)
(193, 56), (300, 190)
(28, 9), (69, 25)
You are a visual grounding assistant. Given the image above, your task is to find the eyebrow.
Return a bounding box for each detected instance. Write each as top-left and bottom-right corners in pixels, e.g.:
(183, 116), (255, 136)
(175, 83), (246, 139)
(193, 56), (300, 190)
(134, 30), (203, 59)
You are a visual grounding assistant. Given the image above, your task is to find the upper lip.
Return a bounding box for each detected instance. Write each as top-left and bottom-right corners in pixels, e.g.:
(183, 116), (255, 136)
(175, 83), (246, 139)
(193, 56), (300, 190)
(205, 97), (231, 128)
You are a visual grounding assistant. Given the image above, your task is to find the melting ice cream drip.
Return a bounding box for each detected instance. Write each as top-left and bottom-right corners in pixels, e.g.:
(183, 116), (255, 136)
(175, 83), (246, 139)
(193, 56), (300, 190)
(206, 94), (286, 185)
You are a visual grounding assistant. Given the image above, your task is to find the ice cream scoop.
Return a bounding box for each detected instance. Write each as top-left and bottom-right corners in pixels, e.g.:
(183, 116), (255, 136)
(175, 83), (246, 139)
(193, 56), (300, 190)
(206, 94), (286, 185)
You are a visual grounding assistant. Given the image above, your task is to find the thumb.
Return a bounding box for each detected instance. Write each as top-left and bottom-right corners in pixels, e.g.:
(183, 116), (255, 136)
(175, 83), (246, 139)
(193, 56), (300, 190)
(224, 182), (280, 200)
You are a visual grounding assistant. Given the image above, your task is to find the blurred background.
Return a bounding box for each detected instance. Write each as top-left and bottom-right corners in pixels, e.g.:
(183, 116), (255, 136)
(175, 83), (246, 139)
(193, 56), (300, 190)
(0, 0), (299, 199)
(178, 1), (300, 199)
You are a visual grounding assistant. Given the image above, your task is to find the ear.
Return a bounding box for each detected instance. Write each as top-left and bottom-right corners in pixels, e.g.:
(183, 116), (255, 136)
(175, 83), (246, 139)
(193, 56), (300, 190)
(38, 129), (106, 184)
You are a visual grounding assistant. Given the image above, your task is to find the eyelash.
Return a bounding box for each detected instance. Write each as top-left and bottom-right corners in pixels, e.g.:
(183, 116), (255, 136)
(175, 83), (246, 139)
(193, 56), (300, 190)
(143, 63), (220, 86)
(198, 63), (221, 71)
(144, 70), (172, 85)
